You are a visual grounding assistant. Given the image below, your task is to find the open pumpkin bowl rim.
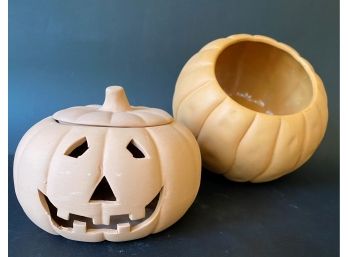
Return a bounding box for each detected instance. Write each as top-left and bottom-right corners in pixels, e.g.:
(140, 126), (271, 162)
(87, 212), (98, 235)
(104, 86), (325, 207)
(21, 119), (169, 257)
(174, 34), (320, 118)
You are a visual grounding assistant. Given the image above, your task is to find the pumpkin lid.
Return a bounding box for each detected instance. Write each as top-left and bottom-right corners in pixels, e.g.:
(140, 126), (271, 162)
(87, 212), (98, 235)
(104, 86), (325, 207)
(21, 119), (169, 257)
(53, 86), (173, 127)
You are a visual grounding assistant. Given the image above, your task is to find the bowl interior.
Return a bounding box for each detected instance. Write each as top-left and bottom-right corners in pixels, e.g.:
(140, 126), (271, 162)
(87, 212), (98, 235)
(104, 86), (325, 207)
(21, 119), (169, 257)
(215, 40), (313, 115)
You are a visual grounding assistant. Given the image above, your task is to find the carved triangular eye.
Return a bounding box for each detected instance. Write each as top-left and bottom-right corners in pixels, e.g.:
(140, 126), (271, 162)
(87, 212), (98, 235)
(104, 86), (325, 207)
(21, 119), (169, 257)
(127, 139), (145, 158)
(65, 137), (89, 158)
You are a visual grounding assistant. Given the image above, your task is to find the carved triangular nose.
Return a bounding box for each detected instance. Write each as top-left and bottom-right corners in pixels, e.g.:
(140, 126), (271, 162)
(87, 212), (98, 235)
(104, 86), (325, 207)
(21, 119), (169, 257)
(90, 177), (116, 201)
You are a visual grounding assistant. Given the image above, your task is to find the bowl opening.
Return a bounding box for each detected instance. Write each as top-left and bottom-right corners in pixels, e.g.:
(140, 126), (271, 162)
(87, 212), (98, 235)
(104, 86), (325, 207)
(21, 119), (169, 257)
(215, 40), (313, 115)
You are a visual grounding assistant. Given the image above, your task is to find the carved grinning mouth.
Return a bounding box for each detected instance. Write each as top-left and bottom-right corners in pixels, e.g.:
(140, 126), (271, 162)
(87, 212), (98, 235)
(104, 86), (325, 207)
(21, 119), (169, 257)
(38, 189), (161, 233)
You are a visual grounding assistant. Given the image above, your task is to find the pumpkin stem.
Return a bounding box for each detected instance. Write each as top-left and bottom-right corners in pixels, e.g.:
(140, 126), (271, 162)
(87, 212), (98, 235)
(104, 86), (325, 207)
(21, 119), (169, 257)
(100, 86), (132, 112)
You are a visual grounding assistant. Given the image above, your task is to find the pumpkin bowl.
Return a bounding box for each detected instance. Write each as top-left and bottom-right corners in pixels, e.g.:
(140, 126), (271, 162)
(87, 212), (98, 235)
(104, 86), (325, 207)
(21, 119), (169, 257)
(173, 34), (328, 183)
(14, 86), (201, 242)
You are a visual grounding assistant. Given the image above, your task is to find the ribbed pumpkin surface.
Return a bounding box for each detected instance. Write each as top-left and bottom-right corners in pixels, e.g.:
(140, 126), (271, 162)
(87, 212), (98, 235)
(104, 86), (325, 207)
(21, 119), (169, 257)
(173, 34), (328, 182)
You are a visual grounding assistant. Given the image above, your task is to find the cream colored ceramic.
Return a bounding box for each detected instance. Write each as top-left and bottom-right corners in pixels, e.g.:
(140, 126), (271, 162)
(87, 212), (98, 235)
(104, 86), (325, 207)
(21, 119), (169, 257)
(14, 86), (201, 242)
(173, 34), (328, 183)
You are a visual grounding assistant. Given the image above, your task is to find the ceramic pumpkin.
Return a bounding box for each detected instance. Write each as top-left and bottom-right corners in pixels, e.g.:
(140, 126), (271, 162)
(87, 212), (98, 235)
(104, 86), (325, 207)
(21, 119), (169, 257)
(14, 86), (201, 242)
(173, 34), (328, 183)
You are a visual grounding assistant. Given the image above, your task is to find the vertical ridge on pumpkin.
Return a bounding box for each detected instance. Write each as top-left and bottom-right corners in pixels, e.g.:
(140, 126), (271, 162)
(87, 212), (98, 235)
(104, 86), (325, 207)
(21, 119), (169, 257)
(197, 100), (256, 174)
(316, 77), (329, 140)
(250, 117), (282, 182)
(176, 83), (226, 137)
(75, 111), (110, 124)
(318, 75), (328, 105)
(223, 113), (257, 180)
(298, 101), (323, 169)
(196, 97), (227, 139)
(315, 102), (324, 142)
(131, 112), (146, 123)
(173, 65), (215, 112)
(14, 118), (56, 187)
(195, 96), (228, 141)
(177, 50), (216, 76)
(45, 127), (73, 191)
(171, 123), (201, 178)
(292, 112), (307, 170)
(144, 127), (162, 182)
(227, 114), (282, 181)
(100, 127), (109, 174)
(174, 79), (212, 117)
(257, 114), (306, 182)
(54, 108), (94, 123)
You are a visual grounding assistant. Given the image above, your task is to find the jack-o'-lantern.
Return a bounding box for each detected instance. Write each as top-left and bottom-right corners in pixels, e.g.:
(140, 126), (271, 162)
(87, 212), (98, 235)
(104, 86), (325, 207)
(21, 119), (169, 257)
(14, 86), (201, 242)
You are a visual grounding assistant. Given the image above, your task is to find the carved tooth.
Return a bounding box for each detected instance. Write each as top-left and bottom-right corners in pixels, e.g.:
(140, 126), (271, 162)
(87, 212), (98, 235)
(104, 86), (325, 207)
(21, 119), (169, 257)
(102, 214), (110, 225)
(117, 222), (130, 233)
(92, 217), (102, 225)
(57, 209), (70, 220)
(129, 208), (145, 220)
(73, 220), (87, 233)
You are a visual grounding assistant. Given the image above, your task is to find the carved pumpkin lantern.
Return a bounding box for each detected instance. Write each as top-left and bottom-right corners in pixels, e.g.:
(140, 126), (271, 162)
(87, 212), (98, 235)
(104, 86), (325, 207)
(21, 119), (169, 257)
(173, 34), (328, 182)
(14, 86), (201, 242)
